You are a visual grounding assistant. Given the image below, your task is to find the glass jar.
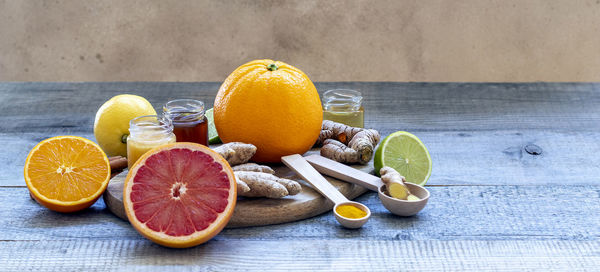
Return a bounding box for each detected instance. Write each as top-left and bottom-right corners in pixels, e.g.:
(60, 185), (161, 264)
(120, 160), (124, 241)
(127, 115), (176, 169)
(322, 89), (364, 128)
(163, 99), (208, 146)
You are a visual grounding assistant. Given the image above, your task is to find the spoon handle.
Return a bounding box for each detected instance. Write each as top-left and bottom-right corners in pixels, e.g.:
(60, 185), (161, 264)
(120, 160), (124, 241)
(282, 154), (348, 205)
(304, 155), (384, 192)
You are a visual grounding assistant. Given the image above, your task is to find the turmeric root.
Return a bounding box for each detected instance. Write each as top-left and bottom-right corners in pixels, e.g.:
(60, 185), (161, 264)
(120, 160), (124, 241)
(380, 166), (419, 201)
(235, 171), (302, 198)
(316, 120), (380, 164)
(318, 120), (365, 145)
(347, 129), (380, 164)
(314, 129), (334, 146)
(232, 163), (275, 174)
(213, 142), (257, 165)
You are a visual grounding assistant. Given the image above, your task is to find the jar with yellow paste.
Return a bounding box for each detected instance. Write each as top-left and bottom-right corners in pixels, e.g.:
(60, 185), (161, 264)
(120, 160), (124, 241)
(127, 115), (176, 168)
(322, 89), (364, 128)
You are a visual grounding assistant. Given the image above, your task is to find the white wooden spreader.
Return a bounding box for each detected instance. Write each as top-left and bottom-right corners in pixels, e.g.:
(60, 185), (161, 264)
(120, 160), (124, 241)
(282, 154), (370, 228)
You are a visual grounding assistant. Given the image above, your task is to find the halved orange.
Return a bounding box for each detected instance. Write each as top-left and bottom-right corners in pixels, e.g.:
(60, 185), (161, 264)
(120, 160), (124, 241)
(24, 136), (111, 212)
(123, 142), (236, 248)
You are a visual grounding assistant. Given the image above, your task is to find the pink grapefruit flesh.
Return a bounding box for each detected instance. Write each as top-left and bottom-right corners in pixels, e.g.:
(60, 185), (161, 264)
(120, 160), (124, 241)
(123, 143), (236, 248)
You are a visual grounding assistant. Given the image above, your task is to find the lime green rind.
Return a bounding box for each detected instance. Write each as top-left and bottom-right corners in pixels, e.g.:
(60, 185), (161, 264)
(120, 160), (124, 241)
(373, 131), (432, 186)
(206, 108), (222, 144)
(209, 136), (222, 145)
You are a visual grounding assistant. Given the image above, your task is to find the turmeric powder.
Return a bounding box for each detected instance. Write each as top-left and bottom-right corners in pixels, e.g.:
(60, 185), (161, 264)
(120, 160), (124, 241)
(335, 204), (367, 219)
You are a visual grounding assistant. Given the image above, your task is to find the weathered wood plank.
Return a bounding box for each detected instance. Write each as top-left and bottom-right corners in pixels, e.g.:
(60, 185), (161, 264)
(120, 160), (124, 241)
(4, 130), (600, 186)
(2, 82), (600, 187)
(3, 186), (598, 241)
(2, 82), (600, 269)
(2, 82), (600, 133)
(1, 239), (598, 271)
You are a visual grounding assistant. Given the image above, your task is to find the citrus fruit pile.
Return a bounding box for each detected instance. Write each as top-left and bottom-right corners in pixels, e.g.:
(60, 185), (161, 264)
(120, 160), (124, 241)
(23, 58), (434, 248)
(24, 59), (327, 248)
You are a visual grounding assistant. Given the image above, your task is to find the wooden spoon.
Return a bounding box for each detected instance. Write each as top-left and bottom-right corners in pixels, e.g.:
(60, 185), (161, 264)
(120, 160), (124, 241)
(304, 154), (430, 216)
(281, 154), (370, 228)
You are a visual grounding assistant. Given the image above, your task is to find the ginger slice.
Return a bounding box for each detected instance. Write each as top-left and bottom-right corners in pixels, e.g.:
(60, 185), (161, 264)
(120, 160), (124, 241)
(380, 166), (419, 201)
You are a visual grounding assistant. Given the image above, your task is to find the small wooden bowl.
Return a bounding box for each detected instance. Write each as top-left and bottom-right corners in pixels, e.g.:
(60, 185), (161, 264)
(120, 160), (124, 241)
(333, 201), (371, 229)
(378, 183), (429, 216)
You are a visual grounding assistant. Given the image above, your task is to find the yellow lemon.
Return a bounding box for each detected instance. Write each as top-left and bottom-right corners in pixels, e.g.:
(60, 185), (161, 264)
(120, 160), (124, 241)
(94, 94), (156, 157)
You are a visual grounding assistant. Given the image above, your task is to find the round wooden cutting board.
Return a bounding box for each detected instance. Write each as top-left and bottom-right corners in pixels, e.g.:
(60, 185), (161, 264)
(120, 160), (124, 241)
(103, 149), (372, 228)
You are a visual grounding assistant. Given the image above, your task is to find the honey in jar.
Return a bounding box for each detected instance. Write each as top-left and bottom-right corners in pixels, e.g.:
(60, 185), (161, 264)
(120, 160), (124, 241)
(163, 99), (208, 146)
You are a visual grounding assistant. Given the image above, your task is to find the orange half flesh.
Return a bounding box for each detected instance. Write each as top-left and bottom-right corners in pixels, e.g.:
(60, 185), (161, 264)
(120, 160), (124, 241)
(24, 136), (110, 212)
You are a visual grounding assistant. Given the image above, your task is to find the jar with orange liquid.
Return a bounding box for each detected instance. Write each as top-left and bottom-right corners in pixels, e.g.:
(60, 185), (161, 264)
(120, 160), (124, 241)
(163, 99), (208, 146)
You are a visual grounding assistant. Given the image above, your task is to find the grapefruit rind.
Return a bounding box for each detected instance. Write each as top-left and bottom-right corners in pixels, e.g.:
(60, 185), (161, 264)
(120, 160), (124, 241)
(123, 142), (237, 248)
(24, 136), (111, 212)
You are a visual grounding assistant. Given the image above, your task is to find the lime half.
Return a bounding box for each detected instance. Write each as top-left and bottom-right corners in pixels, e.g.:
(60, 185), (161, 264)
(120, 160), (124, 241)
(374, 131), (431, 186)
(206, 108), (221, 144)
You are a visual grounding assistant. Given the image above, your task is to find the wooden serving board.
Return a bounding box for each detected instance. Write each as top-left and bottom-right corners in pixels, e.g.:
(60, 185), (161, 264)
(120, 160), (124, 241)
(103, 149), (372, 228)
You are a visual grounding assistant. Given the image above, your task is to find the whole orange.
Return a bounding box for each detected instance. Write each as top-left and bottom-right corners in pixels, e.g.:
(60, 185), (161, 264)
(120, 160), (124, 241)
(214, 59), (323, 162)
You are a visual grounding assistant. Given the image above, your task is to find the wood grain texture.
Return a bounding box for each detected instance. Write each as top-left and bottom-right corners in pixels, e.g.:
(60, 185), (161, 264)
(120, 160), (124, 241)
(1, 239), (599, 271)
(2, 82), (600, 187)
(4, 186), (599, 241)
(2, 82), (600, 270)
(5, 130), (600, 187)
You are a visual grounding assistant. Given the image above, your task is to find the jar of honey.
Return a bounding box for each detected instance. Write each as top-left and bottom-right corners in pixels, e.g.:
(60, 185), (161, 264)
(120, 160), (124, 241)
(127, 115), (176, 169)
(163, 99), (208, 146)
(322, 89), (364, 128)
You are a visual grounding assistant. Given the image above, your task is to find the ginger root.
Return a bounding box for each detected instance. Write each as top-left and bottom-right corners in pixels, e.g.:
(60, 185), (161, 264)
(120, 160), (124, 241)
(380, 166), (419, 201)
(213, 142), (257, 166)
(235, 171), (302, 198)
(318, 120), (364, 144)
(348, 129), (380, 164)
(232, 163), (275, 174)
(315, 120), (380, 164)
(314, 129), (334, 146)
(212, 144), (302, 198)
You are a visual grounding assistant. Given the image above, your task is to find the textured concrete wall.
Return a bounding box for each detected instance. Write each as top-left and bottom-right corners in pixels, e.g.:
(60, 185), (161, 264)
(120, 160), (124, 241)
(1, 0), (600, 82)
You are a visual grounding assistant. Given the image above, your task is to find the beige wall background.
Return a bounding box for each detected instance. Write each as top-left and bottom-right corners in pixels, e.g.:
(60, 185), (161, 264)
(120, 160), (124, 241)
(1, 0), (600, 82)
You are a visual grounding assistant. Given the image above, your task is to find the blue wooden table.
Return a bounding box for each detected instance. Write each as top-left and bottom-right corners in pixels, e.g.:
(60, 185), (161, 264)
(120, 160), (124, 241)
(1, 82), (599, 270)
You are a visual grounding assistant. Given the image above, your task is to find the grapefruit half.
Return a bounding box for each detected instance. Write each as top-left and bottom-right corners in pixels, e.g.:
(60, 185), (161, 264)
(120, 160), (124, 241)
(123, 143), (236, 248)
